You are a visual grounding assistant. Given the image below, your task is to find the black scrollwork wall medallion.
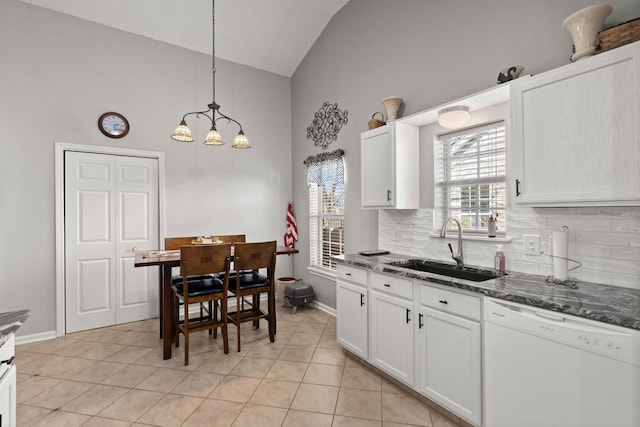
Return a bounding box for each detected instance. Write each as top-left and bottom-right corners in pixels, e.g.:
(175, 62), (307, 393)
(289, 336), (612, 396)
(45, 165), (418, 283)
(306, 102), (348, 150)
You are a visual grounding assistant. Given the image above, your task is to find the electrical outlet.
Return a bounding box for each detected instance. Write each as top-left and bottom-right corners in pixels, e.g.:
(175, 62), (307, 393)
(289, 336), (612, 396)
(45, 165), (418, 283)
(524, 234), (540, 256)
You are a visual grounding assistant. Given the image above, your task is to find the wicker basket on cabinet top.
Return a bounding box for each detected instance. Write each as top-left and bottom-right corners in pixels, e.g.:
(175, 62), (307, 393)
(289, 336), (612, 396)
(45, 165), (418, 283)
(597, 17), (640, 54)
(368, 112), (385, 130)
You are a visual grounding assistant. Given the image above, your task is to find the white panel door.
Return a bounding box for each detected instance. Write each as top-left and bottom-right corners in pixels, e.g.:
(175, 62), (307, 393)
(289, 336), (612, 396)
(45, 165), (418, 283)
(115, 156), (159, 324)
(65, 152), (116, 332)
(65, 152), (158, 333)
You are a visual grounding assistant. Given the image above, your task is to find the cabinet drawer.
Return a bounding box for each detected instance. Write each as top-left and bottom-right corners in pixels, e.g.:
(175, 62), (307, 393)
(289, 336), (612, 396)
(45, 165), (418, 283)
(370, 272), (413, 299)
(420, 285), (480, 321)
(336, 264), (367, 285)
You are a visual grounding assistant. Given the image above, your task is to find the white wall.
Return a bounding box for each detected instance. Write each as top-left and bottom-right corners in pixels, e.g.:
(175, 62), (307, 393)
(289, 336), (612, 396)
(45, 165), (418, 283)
(291, 0), (640, 307)
(0, 1), (292, 336)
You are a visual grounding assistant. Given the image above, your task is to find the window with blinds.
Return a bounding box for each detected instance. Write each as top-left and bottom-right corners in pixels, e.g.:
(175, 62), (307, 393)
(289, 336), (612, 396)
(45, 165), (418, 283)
(435, 122), (506, 234)
(306, 150), (345, 271)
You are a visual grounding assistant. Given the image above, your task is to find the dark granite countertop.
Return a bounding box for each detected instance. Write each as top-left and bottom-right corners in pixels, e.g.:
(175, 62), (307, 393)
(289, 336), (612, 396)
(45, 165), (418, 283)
(334, 253), (640, 331)
(0, 309), (30, 347)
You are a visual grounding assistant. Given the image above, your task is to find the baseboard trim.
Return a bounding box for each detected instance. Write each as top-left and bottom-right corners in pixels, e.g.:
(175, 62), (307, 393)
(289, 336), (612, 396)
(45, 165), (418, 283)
(15, 298), (335, 345)
(15, 330), (57, 345)
(312, 300), (336, 317)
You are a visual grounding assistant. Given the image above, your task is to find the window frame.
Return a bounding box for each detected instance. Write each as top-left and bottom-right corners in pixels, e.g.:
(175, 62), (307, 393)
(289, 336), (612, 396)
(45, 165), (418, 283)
(306, 153), (345, 275)
(434, 121), (507, 236)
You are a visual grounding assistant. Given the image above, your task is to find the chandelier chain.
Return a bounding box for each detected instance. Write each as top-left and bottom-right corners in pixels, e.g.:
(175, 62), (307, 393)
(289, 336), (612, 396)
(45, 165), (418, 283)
(170, 0), (249, 148)
(211, 0), (216, 105)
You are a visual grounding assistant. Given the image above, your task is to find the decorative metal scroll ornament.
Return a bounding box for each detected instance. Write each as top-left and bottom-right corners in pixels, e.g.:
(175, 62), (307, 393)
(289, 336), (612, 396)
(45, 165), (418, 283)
(306, 102), (348, 150)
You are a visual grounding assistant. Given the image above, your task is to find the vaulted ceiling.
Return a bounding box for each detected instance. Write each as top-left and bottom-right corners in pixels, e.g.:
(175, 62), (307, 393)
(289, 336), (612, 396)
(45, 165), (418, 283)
(18, 0), (350, 77)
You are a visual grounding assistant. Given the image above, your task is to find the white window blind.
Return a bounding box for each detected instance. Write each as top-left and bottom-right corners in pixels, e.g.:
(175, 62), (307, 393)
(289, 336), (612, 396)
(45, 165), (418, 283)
(435, 122), (506, 234)
(305, 150), (345, 271)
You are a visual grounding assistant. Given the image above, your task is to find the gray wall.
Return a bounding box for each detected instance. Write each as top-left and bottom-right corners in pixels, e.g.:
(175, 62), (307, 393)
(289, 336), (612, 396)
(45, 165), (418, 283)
(0, 0), (292, 336)
(3, 0), (639, 336)
(290, 0), (640, 308)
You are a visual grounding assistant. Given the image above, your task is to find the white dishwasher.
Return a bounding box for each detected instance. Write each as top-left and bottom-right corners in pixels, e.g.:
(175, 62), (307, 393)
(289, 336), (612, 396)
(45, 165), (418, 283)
(484, 297), (640, 427)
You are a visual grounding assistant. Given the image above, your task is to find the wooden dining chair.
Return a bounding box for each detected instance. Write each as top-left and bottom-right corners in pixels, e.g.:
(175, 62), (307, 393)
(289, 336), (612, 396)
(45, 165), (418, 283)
(173, 244), (232, 365)
(165, 235), (246, 290)
(165, 235), (246, 336)
(227, 241), (277, 352)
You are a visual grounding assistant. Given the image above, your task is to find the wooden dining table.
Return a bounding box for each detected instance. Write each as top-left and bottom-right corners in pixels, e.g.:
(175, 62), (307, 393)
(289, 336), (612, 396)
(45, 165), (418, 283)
(134, 245), (298, 360)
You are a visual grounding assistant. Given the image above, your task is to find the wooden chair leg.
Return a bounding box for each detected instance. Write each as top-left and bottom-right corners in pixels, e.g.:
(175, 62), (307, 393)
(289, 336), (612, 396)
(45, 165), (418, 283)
(212, 301), (217, 338)
(269, 291), (276, 342)
(174, 295), (180, 348)
(253, 294), (260, 329)
(236, 295), (242, 352)
(222, 323), (229, 354)
(184, 306), (189, 365)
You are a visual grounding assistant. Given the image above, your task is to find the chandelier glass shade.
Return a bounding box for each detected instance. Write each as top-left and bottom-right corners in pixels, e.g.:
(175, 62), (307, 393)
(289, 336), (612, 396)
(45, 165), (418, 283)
(170, 0), (249, 148)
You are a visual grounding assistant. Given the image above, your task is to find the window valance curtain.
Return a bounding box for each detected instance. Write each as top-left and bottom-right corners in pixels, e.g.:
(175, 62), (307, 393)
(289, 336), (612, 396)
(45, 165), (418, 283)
(304, 149), (345, 185)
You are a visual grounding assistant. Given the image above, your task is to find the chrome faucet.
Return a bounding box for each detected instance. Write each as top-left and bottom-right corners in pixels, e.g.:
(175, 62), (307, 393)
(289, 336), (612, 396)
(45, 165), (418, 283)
(439, 217), (464, 269)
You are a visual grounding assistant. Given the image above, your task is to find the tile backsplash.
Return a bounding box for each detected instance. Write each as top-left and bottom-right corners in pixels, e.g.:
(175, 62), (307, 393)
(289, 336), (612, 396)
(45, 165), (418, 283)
(378, 207), (640, 290)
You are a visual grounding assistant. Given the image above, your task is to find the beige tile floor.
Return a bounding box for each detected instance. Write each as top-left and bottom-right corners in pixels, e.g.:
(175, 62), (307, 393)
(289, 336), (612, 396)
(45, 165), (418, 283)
(15, 304), (458, 427)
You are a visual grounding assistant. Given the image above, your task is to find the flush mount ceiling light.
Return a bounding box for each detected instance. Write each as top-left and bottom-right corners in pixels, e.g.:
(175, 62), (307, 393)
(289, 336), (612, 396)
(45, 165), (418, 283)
(438, 105), (471, 129)
(171, 0), (249, 148)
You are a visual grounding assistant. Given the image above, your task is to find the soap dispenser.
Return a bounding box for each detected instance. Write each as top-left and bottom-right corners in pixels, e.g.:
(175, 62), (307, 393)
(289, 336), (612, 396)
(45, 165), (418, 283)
(494, 245), (505, 272)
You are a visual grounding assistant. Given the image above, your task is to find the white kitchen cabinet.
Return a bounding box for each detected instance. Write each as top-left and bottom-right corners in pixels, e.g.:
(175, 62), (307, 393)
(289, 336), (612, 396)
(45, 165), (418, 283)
(335, 264), (484, 424)
(369, 272), (414, 385)
(0, 334), (16, 427)
(511, 41), (640, 206)
(361, 122), (419, 209)
(336, 265), (368, 359)
(416, 285), (481, 426)
(0, 366), (15, 427)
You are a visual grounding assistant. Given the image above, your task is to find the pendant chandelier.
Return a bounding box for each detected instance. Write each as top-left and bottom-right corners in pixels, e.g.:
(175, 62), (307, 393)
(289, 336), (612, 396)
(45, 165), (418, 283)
(171, 0), (250, 148)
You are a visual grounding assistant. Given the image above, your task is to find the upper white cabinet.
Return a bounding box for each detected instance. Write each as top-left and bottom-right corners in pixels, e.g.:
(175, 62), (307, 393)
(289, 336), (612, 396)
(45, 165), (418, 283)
(361, 122), (419, 209)
(511, 41), (640, 206)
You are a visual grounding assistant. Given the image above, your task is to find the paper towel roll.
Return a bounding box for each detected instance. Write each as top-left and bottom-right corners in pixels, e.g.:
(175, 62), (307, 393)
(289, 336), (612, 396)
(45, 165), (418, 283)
(552, 230), (569, 280)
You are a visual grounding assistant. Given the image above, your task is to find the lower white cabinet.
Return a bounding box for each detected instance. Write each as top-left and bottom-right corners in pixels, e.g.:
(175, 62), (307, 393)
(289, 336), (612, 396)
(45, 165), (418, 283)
(0, 334), (16, 427)
(370, 290), (414, 385)
(416, 284), (481, 426)
(416, 306), (481, 425)
(336, 264), (369, 359)
(0, 366), (16, 427)
(335, 267), (482, 425)
(336, 280), (368, 359)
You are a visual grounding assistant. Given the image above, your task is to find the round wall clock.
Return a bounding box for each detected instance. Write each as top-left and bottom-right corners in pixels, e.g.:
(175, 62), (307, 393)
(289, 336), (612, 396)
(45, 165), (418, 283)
(98, 112), (130, 138)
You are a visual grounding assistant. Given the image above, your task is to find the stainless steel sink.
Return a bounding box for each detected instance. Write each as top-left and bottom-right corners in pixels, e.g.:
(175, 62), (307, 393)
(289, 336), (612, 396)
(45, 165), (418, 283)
(386, 259), (505, 282)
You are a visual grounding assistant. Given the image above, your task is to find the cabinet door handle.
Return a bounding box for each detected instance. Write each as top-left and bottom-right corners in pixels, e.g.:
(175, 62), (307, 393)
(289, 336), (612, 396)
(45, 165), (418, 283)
(515, 179), (521, 197)
(418, 313), (424, 329)
(439, 300), (448, 305)
(383, 283), (391, 287)
(406, 308), (411, 323)
(360, 293), (365, 306)
(1, 356), (15, 366)
(345, 272), (351, 276)
(387, 189), (391, 201)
